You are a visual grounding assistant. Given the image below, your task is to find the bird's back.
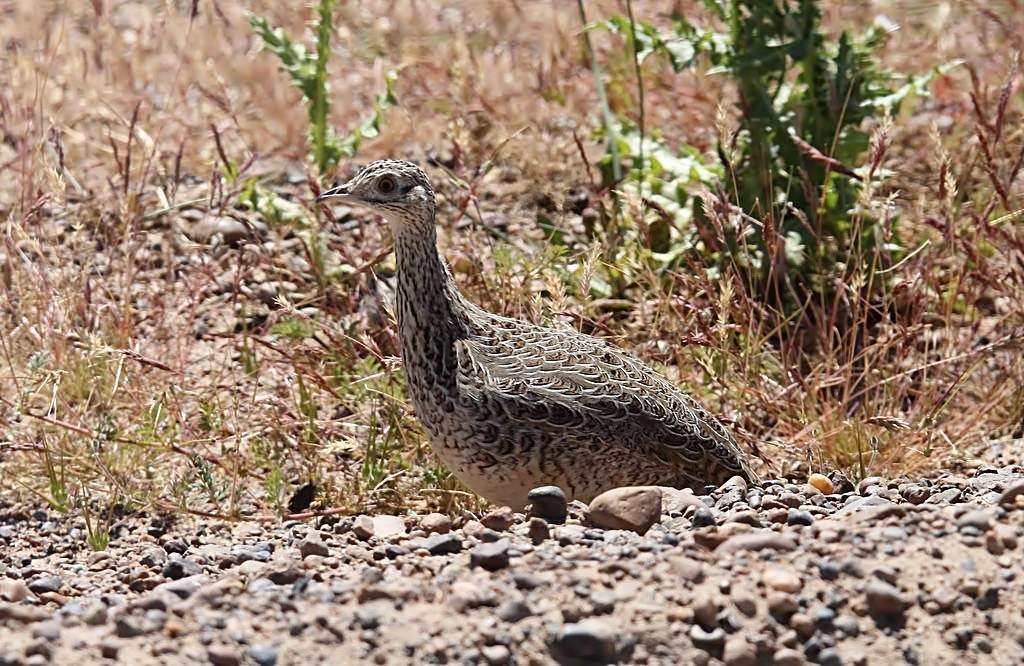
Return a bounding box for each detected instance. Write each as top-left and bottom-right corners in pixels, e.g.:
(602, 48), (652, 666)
(412, 306), (758, 503)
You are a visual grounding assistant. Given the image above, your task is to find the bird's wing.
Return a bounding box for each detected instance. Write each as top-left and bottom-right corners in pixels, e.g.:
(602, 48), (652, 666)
(453, 320), (756, 483)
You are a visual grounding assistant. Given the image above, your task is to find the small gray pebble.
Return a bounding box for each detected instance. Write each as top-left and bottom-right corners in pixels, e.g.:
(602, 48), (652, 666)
(422, 533), (462, 555)
(787, 509), (814, 526)
(27, 576), (62, 595)
(470, 539), (511, 571)
(247, 645), (278, 666)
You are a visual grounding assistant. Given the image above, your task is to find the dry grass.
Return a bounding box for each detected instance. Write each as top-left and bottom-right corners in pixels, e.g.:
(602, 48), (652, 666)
(1, 1), (1022, 532)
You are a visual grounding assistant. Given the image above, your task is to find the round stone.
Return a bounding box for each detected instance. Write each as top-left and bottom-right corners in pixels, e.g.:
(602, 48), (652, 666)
(807, 474), (835, 494)
(247, 645), (279, 666)
(865, 581), (907, 617)
(588, 486), (663, 534)
(528, 486), (568, 523)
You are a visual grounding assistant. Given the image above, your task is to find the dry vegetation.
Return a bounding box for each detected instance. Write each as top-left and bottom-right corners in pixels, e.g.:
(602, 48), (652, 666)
(1, 1), (1022, 538)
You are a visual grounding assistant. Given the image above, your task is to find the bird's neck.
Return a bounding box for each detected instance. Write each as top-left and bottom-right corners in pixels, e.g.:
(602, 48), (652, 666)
(392, 222), (469, 368)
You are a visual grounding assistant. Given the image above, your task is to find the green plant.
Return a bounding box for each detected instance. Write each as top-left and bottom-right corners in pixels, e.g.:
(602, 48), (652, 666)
(592, 1), (953, 317)
(248, 3), (399, 175)
(80, 495), (112, 552)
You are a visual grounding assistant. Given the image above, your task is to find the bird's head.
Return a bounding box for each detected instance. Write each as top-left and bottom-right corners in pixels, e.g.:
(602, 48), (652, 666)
(318, 159), (435, 231)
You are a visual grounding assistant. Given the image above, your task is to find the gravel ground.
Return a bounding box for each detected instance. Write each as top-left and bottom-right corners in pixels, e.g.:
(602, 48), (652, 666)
(3, 450), (1024, 666)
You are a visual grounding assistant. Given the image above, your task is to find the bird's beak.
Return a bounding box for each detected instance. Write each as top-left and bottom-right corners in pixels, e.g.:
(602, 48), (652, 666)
(317, 183), (353, 203)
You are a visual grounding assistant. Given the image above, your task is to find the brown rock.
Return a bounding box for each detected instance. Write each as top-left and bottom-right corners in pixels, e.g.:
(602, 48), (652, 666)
(588, 486), (662, 534)
(692, 591), (719, 628)
(207, 645), (241, 666)
(807, 473), (835, 494)
(480, 507), (515, 532)
(298, 535), (329, 558)
(420, 513), (451, 535)
(865, 581), (907, 617)
(527, 517), (550, 544)
(767, 592), (799, 618)
(717, 530), (797, 554)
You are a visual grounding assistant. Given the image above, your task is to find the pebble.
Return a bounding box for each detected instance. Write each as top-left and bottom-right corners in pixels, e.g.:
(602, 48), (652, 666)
(689, 624), (725, 649)
(27, 576), (62, 594)
(670, 556), (704, 583)
(422, 533), (462, 555)
(470, 539), (511, 571)
(353, 516), (375, 540)
(480, 644), (511, 665)
(763, 567), (803, 593)
(528, 486), (568, 523)
(114, 616), (148, 638)
(162, 559), (202, 580)
(659, 487), (709, 514)
(717, 530), (797, 554)
(99, 640), (120, 660)
(767, 591), (799, 618)
(247, 645), (279, 666)
(153, 574), (206, 600)
(956, 509), (992, 532)
(808, 474), (835, 494)
(297, 535), (329, 558)
(496, 599), (532, 623)
(899, 484), (931, 505)
(207, 645), (241, 666)
(926, 488), (962, 504)
(189, 216), (251, 246)
(692, 593), (719, 628)
(722, 636), (756, 666)
(480, 507), (515, 532)
(416, 512), (449, 534)
(0, 579), (30, 602)
(371, 515), (407, 538)
(817, 560), (840, 580)
(834, 614), (860, 636)
(865, 581), (907, 617)
(691, 506), (717, 527)
(857, 477), (885, 494)
(527, 517), (550, 544)
(553, 620), (619, 662)
(787, 509), (814, 526)
(588, 486), (662, 534)
(31, 620), (60, 641)
(818, 648), (842, 666)
(997, 480), (1024, 506)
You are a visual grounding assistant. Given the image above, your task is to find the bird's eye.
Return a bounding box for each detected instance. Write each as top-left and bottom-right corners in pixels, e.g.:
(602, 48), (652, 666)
(378, 177), (396, 194)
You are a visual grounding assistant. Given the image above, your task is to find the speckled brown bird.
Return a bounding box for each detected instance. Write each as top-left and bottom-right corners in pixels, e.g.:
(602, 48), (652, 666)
(319, 160), (759, 507)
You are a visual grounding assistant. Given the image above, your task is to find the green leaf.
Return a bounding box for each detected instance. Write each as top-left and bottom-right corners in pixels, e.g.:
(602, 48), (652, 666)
(249, 5), (398, 174)
(336, 68), (400, 158)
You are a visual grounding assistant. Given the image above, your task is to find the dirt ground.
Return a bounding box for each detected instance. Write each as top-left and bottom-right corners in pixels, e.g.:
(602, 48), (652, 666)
(3, 440), (1024, 665)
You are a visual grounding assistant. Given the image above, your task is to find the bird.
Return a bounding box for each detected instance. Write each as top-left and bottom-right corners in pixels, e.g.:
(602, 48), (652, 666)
(319, 159), (759, 507)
